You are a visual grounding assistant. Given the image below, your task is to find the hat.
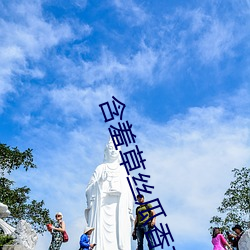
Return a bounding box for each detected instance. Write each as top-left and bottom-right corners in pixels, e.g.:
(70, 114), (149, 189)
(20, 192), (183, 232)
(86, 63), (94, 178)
(232, 225), (243, 231)
(55, 212), (63, 218)
(84, 227), (95, 234)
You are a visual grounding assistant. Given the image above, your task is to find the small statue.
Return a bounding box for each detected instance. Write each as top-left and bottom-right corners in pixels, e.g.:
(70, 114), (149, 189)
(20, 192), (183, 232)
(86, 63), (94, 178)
(13, 220), (38, 250)
(0, 202), (38, 250)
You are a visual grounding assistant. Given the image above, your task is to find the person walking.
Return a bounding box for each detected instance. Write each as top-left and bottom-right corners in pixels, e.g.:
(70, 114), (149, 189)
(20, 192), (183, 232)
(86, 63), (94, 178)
(132, 194), (156, 250)
(212, 227), (232, 250)
(79, 227), (96, 250)
(48, 212), (66, 250)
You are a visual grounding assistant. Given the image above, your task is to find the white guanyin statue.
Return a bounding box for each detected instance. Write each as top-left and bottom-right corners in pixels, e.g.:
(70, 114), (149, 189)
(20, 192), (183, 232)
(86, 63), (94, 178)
(85, 137), (134, 250)
(239, 228), (250, 250)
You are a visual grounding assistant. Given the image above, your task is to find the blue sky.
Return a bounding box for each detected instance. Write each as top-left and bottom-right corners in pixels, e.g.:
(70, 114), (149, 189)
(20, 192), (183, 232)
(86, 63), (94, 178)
(1, 0), (250, 249)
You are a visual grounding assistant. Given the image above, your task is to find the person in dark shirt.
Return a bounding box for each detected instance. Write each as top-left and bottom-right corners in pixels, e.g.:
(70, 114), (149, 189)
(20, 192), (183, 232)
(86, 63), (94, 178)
(132, 194), (156, 250)
(228, 225), (244, 250)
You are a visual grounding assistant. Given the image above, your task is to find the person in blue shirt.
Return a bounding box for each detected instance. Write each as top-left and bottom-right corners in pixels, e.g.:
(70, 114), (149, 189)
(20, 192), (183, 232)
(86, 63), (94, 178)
(79, 227), (96, 250)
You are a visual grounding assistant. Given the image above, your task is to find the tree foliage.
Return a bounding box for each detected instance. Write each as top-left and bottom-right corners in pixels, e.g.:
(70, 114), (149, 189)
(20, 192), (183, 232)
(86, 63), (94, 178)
(0, 143), (52, 233)
(0, 144), (36, 175)
(0, 234), (14, 246)
(210, 167), (250, 232)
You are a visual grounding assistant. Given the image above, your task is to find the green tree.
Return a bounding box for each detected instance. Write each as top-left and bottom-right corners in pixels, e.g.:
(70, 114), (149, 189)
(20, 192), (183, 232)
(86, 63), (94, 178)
(210, 167), (250, 232)
(0, 143), (52, 233)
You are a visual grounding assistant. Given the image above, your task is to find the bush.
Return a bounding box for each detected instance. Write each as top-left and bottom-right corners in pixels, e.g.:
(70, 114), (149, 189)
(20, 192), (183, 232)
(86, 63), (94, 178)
(0, 234), (14, 246)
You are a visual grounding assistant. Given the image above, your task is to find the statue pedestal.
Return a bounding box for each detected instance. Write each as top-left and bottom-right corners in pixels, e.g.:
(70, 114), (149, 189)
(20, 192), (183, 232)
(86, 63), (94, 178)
(1, 245), (26, 250)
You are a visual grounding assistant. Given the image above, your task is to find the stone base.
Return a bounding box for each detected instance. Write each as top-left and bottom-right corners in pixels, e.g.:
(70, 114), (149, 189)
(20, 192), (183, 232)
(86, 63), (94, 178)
(1, 245), (26, 250)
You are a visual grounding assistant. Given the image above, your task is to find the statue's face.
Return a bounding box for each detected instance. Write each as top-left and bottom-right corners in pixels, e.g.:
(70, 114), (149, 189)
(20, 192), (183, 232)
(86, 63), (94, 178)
(105, 140), (120, 162)
(107, 142), (119, 160)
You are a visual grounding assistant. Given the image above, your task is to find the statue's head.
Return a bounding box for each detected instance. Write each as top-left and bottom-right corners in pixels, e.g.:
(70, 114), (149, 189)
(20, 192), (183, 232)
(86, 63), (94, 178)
(103, 137), (121, 163)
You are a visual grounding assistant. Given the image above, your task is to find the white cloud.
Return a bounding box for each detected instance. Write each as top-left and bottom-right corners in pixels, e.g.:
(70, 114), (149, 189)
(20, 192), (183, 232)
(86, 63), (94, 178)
(48, 84), (121, 120)
(188, 8), (210, 33)
(81, 48), (127, 85)
(159, 7), (240, 67)
(0, 1), (73, 58)
(0, 1), (74, 111)
(81, 45), (158, 86)
(223, 84), (250, 115)
(112, 0), (148, 26)
(196, 20), (235, 63)
(127, 43), (158, 84)
(0, 45), (25, 110)
(73, 0), (87, 9)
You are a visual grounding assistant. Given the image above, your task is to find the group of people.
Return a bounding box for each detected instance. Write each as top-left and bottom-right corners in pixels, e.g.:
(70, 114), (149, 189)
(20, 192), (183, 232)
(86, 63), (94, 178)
(48, 206), (246, 250)
(47, 212), (97, 250)
(48, 194), (156, 250)
(212, 224), (245, 250)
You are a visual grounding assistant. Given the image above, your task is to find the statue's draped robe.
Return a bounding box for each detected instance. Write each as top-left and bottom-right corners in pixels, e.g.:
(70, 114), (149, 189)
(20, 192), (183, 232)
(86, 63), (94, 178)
(85, 163), (134, 250)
